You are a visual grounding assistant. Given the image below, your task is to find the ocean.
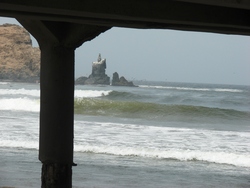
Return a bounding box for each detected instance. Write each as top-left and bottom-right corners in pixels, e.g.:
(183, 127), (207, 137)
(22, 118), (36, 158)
(0, 81), (250, 188)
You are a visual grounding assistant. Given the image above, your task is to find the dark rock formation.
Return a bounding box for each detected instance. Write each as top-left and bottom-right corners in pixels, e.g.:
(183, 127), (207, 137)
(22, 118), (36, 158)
(75, 76), (88, 85)
(76, 54), (110, 85)
(0, 24), (40, 82)
(112, 72), (136, 87)
(75, 54), (136, 86)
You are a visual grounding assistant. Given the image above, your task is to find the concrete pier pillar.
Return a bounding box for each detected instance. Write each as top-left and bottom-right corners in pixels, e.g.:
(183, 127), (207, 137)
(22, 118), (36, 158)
(39, 43), (75, 187)
(42, 163), (72, 188)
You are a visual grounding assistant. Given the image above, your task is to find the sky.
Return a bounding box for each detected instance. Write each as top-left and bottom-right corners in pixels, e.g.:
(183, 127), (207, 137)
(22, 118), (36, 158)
(1, 17), (250, 85)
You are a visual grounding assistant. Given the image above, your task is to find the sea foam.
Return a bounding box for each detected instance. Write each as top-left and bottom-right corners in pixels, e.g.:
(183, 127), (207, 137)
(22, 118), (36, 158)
(75, 90), (112, 98)
(0, 88), (40, 97)
(0, 140), (38, 150)
(74, 145), (250, 168)
(139, 85), (243, 93)
(0, 82), (8, 85)
(0, 98), (40, 112)
(0, 89), (112, 112)
(0, 89), (112, 98)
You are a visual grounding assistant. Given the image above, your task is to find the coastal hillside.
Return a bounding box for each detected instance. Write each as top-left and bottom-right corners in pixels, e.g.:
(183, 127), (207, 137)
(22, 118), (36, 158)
(0, 24), (40, 82)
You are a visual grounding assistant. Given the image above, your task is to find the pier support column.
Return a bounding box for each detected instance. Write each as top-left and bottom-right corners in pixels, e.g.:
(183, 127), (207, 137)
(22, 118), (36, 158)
(39, 43), (74, 187)
(17, 19), (110, 188)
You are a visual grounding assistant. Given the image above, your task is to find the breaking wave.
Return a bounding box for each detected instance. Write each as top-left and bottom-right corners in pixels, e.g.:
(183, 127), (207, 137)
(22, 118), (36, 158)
(0, 88), (40, 97)
(75, 145), (250, 168)
(0, 98), (40, 112)
(74, 98), (250, 120)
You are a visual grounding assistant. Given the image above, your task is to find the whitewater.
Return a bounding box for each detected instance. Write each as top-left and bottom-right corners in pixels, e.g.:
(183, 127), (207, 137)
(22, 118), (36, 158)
(0, 81), (250, 188)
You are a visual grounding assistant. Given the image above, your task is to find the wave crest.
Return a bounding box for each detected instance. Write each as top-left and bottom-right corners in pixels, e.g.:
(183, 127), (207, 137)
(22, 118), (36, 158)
(74, 98), (250, 120)
(0, 98), (40, 112)
(139, 85), (243, 93)
(75, 145), (250, 167)
(0, 88), (40, 97)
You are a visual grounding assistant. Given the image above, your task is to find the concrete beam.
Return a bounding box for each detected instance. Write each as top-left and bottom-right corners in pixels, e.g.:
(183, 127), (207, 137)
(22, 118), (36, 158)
(17, 19), (110, 48)
(176, 0), (250, 10)
(1, 0), (250, 35)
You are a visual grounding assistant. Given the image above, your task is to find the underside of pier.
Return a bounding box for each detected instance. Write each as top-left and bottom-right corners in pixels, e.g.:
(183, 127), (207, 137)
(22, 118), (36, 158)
(0, 0), (249, 187)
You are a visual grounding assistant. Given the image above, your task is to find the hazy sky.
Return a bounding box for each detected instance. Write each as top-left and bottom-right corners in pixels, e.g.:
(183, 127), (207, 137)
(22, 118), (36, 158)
(1, 17), (250, 85)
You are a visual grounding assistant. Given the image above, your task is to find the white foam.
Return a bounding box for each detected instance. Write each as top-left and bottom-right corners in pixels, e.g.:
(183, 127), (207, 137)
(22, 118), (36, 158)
(139, 85), (211, 91)
(0, 140), (38, 150)
(74, 90), (112, 98)
(0, 98), (40, 112)
(139, 85), (243, 93)
(1, 117), (249, 168)
(3, 135), (249, 167)
(74, 145), (250, 167)
(73, 120), (250, 167)
(0, 90), (111, 112)
(0, 89), (112, 98)
(213, 88), (243, 93)
(0, 88), (40, 97)
(0, 82), (8, 85)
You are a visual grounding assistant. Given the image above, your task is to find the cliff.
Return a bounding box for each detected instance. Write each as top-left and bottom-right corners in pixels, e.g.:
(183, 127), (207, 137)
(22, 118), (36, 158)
(0, 24), (40, 82)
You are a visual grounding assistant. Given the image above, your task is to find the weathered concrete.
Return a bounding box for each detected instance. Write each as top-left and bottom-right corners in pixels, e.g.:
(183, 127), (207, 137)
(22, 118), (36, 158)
(42, 163), (72, 188)
(39, 43), (75, 165)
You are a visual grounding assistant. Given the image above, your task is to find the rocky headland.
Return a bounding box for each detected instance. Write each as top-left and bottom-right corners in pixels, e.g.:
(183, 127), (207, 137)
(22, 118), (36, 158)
(0, 24), (40, 83)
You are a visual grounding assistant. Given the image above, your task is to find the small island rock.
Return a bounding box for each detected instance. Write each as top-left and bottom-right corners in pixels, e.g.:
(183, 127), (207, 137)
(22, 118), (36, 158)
(112, 72), (136, 87)
(75, 76), (88, 84)
(83, 54), (110, 85)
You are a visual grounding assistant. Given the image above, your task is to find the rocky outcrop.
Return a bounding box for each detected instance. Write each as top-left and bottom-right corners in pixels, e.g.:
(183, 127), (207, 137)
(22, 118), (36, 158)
(0, 24), (40, 82)
(75, 76), (88, 85)
(112, 72), (136, 87)
(76, 54), (110, 85)
(75, 54), (136, 86)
